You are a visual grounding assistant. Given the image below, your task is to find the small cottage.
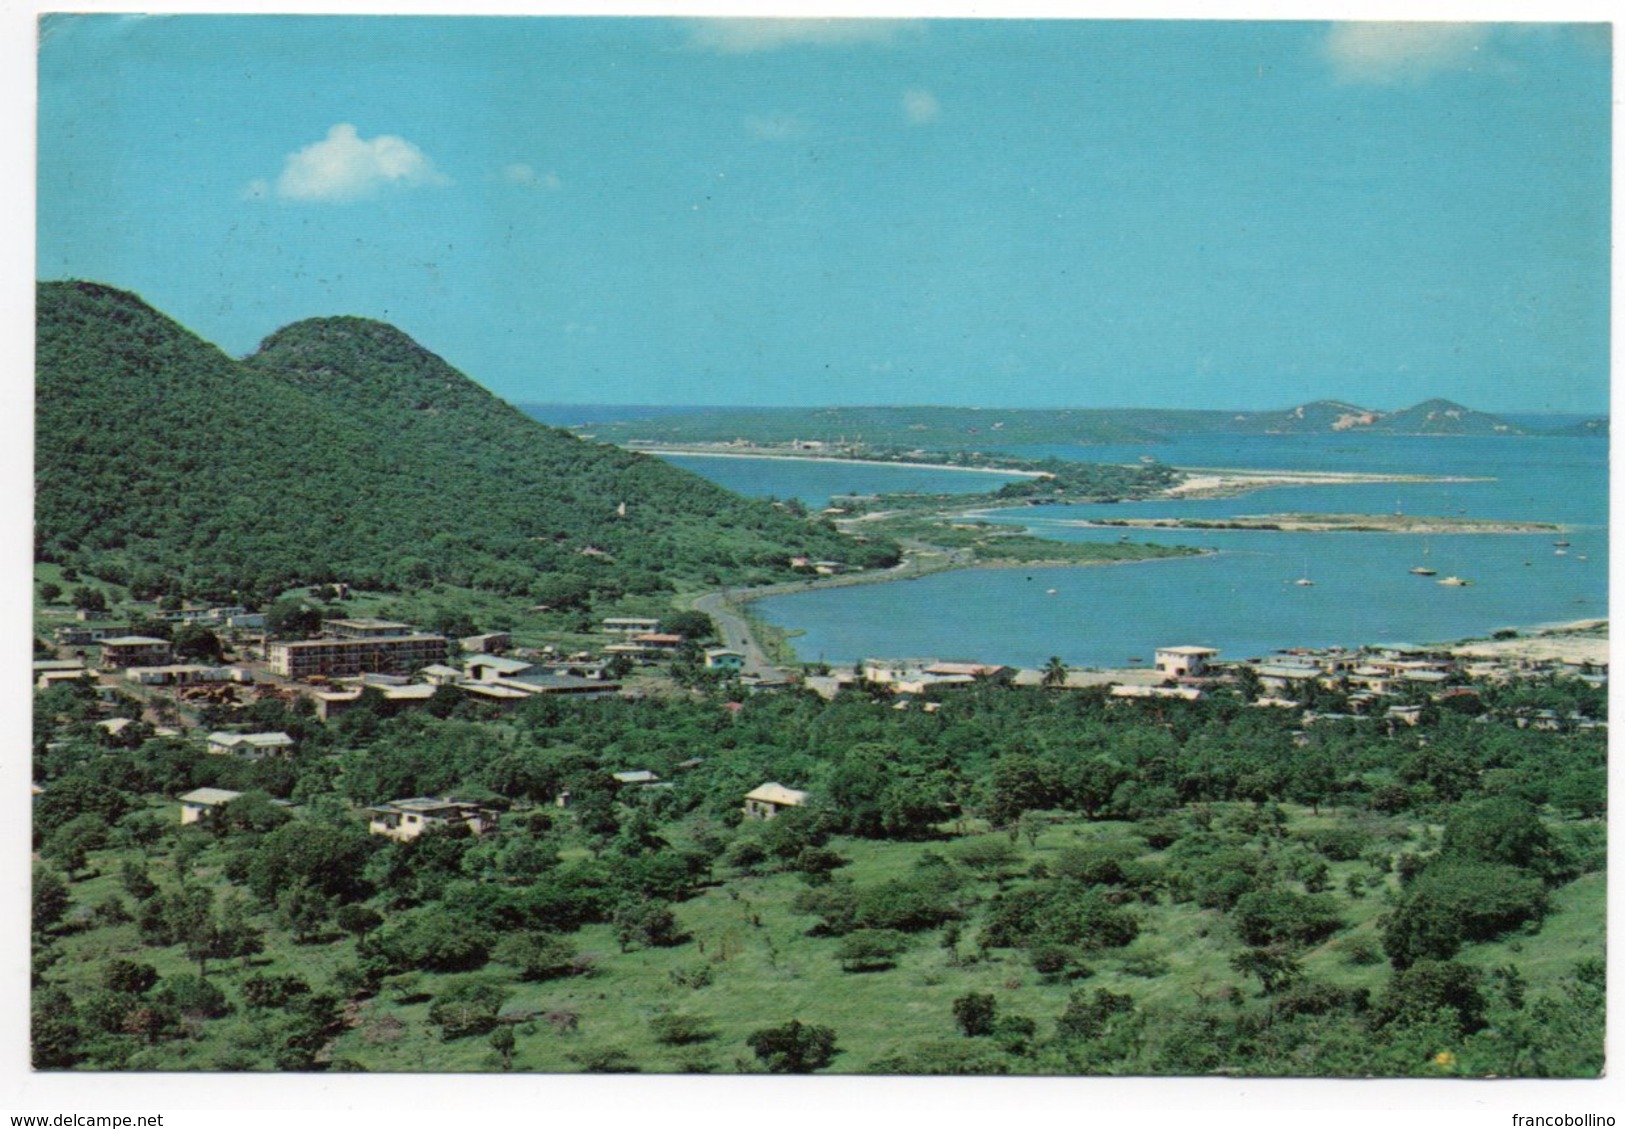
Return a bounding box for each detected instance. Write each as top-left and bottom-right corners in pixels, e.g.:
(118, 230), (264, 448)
(742, 782), (808, 821)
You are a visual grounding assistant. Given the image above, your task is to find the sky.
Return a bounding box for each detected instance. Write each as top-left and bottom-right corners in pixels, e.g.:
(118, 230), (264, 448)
(35, 15), (1613, 412)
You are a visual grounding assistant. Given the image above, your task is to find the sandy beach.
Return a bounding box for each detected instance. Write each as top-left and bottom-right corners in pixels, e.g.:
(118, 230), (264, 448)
(1445, 619), (1609, 666)
(1164, 467), (1489, 498)
(1068, 513), (1560, 535)
(628, 446), (1046, 478)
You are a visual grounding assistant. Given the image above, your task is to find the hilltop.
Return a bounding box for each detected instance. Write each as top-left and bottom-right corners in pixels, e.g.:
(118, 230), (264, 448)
(1229, 398), (1524, 436)
(542, 398), (1546, 449)
(35, 282), (893, 605)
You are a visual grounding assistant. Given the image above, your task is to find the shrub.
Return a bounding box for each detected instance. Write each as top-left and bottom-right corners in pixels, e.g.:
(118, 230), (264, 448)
(982, 882), (1138, 953)
(1373, 960), (1488, 1036)
(367, 909), (493, 974)
(1300, 826), (1372, 862)
(102, 960), (158, 996)
(242, 973), (311, 1009)
(1230, 888), (1342, 949)
(428, 979), (508, 1040)
(1055, 988), (1135, 1043)
(649, 1012), (715, 1046)
(746, 1019), (839, 1073)
(835, 929), (911, 972)
(1382, 862), (1550, 969)
(494, 932), (579, 981)
(953, 992), (997, 1037)
(153, 974), (229, 1019)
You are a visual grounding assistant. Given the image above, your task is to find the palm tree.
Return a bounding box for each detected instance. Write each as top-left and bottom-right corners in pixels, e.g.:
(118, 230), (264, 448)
(1041, 656), (1068, 689)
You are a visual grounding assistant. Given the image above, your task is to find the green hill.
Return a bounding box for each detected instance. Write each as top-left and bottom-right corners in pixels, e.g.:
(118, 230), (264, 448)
(35, 281), (893, 604)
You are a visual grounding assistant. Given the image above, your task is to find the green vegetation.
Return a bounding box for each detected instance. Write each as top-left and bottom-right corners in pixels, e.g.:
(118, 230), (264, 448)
(32, 672), (1604, 1075)
(37, 282), (895, 608)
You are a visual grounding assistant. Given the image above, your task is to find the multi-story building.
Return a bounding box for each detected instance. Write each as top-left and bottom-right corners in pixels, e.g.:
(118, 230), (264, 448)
(98, 636), (173, 669)
(321, 618), (415, 639)
(267, 632), (448, 680)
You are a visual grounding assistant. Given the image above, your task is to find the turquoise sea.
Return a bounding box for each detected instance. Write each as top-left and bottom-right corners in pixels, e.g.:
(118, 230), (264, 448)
(661, 433), (1608, 669)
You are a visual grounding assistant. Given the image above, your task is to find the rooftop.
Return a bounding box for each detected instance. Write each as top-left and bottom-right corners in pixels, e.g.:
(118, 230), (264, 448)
(744, 782), (809, 807)
(179, 787), (242, 805)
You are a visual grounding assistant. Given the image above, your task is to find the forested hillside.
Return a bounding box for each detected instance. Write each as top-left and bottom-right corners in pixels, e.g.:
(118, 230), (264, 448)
(36, 282), (893, 604)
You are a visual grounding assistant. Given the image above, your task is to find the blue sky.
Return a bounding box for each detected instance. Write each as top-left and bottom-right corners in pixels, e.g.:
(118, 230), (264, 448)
(37, 16), (1612, 412)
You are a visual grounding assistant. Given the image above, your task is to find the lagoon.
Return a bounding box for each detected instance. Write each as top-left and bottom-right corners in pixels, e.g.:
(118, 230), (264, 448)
(656, 432), (1608, 669)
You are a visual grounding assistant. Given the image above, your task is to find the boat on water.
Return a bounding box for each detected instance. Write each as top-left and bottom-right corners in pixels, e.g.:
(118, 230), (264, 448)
(1437, 575), (1472, 587)
(1554, 539), (1572, 547)
(1410, 539), (1436, 576)
(1555, 548), (1568, 557)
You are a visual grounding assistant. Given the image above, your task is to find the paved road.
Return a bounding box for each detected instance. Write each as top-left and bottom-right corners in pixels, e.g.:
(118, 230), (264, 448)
(688, 545), (973, 681)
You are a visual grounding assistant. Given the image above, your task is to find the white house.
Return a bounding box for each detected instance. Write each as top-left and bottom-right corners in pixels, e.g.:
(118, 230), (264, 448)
(742, 782), (809, 821)
(367, 797), (500, 841)
(179, 787), (243, 824)
(206, 731), (296, 759)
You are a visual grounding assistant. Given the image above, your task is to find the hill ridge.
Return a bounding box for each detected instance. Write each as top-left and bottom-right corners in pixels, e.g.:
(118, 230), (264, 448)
(36, 281), (892, 604)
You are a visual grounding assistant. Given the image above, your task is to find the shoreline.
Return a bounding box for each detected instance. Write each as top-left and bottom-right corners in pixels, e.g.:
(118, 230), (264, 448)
(630, 446), (1045, 478)
(1062, 514), (1561, 535)
(1165, 467), (1491, 499)
(633, 444), (1495, 510)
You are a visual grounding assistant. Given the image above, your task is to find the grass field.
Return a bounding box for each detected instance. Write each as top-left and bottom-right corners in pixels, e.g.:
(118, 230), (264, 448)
(39, 797), (1603, 1075)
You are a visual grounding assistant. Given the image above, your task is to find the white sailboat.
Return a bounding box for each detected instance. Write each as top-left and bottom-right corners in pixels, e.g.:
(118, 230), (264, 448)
(1410, 539), (1436, 576)
(1292, 557), (1315, 586)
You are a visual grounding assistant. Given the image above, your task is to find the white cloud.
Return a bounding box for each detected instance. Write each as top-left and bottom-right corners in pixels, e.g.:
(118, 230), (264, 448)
(903, 88), (940, 125)
(262, 123), (449, 203)
(1323, 22), (1494, 84)
(745, 113), (801, 141)
(503, 163), (561, 190)
(685, 18), (915, 54)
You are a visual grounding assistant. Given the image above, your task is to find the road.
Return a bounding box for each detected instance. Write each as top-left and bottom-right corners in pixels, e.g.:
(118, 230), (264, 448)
(687, 543), (972, 681)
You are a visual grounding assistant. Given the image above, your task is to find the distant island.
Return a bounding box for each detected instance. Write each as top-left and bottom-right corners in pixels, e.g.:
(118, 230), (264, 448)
(529, 399), (1606, 451)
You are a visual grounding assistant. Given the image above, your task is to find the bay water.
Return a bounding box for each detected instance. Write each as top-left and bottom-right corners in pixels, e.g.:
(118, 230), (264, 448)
(662, 433), (1607, 669)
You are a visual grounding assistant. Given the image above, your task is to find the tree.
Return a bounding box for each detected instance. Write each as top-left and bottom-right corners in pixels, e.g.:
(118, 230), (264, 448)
(489, 1025), (516, 1070)
(1230, 946), (1302, 995)
(1041, 656), (1069, 688)
(1230, 887), (1342, 948)
(953, 992), (998, 1037)
(986, 754), (1059, 825)
(32, 867), (70, 933)
(103, 959), (159, 996)
(39, 581), (62, 603)
(1382, 862), (1550, 969)
(660, 610), (715, 640)
(216, 894), (266, 969)
(612, 900), (685, 952)
(746, 1019), (839, 1073)
(1441, 797), (1570, 883)
(171, 623), (224, 662)
(1374, 960), (1488, 1036)
(494, 932), (579, 981)
(43, 812), (110, 877)
(278, 882), (337, 945)
(336, 903), (383, 942)
(71, 585), (108, 614)
(265, 598), (322, 639)
(428, 979), (508, 1040)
